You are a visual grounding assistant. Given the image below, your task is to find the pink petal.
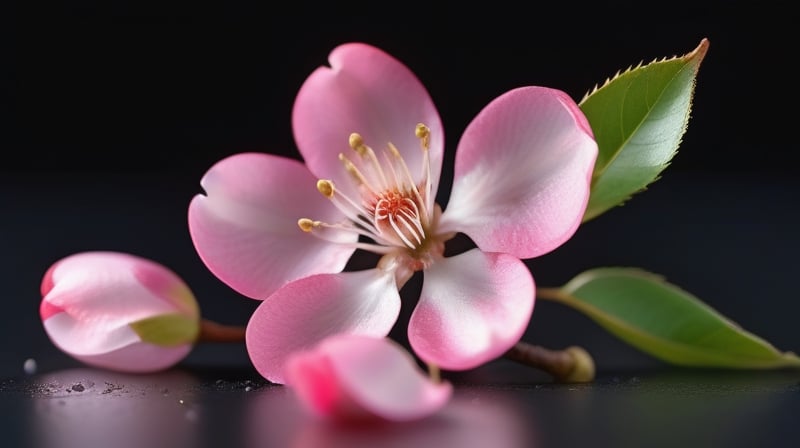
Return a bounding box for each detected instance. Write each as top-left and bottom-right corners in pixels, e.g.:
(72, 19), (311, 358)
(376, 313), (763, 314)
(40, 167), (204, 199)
(40, 252), (199, 372)
(440, 87), (598, 259)
(292, 43), (444, 202)
(189, 152), (357, 300)
(409, 249), (535, 370)
(285, 334), (452, 422)
(246, 269), (401, 384)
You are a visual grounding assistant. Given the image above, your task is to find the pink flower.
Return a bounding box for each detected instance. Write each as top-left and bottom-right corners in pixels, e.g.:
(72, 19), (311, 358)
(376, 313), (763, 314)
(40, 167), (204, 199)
(189, 43), (597, 383)
(285, 334), (452, 422)
(40, 251), (201, 373)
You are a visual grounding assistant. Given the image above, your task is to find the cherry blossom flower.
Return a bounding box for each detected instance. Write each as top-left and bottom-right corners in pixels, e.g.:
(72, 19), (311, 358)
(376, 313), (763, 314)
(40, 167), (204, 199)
(40, 251), (200, 372)
(189, 43), (597, 383)
(285, 334), (452, 422)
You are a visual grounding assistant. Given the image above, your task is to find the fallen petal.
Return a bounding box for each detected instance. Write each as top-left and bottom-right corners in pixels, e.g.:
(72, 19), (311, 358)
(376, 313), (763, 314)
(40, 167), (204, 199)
(285, 334), (452, 422)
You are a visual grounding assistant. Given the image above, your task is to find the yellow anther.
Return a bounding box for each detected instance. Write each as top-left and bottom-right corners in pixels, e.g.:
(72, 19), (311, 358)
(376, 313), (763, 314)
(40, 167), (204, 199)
(349, 133), (367, 156)
(415, 123), (430, 149)
(316, 179), (335, 198)
(297, 218), (317, 232)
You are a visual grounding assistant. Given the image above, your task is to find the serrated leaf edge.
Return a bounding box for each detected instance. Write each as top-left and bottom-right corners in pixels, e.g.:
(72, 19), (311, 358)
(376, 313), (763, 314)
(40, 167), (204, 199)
(580, 39), (709, 222)
(579, 38), (709, 104)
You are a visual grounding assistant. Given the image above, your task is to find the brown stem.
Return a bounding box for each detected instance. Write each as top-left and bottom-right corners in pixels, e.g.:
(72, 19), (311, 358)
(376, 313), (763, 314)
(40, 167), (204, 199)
(503, 341), (595, 383)
(197, 319), (247, 343)
(537, 287), (566, 301)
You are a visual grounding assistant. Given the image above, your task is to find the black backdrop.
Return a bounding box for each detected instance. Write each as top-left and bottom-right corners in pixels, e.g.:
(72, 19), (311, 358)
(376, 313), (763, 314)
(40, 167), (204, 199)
(4, 2), (799, 377)
(8, 3), (796, 176)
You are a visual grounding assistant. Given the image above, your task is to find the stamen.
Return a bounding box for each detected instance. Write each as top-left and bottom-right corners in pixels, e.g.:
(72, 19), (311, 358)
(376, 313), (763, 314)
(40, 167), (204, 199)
(380, 149), (402, 188)
(297, 218), (317, 232)
(396, 213), (423, 245)
(306, 228), (396, 254)
(302, 125), (440, 258)
(399, 203), (425, 239)
(388, 214), (416, 249)
(336, 202), (392, 245)
(317, 179), (335, 198)
(316, 180), (394, 246)
(315, 221), (384, 241)
(349, 133), (388, 190)
(348, 133), (368, 156)
(387, 142), (416, 189)
(337, 154), (375, 192)
(298, 216), (395, 254)
(387, 142), (427, 226)
(417, 123), (433, 216)
(415, 123), (430, 150)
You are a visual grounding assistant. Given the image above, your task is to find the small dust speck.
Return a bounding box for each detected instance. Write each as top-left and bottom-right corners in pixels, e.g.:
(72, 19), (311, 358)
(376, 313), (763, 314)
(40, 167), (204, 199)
(179, 399), (185, 405)
(245, 386), (252, 392)
(101, 383), (124, 394)
(23, 358), (37, 375)
(71, 383), (85, 393)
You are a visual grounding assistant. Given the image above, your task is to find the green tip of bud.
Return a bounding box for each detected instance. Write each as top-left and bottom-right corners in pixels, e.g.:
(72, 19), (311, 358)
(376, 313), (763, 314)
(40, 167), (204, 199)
(129, 313), (200, 346)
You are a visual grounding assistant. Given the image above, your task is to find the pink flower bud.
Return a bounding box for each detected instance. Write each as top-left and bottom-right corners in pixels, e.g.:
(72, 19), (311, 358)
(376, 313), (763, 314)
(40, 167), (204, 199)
(40, 251), (200, 373)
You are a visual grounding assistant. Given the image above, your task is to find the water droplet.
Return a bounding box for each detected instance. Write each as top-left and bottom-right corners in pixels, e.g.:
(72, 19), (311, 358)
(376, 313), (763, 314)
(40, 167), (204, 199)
(23, 358), (37, 375)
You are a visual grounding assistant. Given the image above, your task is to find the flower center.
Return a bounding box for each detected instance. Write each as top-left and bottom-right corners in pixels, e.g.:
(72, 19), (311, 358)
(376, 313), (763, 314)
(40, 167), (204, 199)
(298, 124), (445, 271)
(370, 189), (426, 249)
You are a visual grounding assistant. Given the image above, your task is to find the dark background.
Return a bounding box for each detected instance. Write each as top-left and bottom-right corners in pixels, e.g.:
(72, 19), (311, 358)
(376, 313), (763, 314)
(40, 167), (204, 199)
(3, 2), (799, 378)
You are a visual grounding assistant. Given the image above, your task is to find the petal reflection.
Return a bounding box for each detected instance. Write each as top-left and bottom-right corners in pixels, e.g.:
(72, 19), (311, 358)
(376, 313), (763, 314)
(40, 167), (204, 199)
(247, 385), (535, 448)
(31, 368), (200, 448)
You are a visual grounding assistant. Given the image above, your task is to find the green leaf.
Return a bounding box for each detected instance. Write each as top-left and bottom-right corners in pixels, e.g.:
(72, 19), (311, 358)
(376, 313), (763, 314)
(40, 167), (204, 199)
(129, 313), (200, 347)
(543, 267), (800, 369)
(579, 38), (709, 222)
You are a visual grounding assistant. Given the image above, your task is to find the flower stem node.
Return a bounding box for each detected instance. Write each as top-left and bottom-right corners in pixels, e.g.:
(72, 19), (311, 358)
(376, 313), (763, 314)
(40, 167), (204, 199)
(562, 346), (596, 383)
(503, 342), (596, 383)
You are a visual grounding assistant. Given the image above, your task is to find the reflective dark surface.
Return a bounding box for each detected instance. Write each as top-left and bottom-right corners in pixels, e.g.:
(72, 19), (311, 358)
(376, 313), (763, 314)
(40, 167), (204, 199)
(3, 365), (800, 448)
